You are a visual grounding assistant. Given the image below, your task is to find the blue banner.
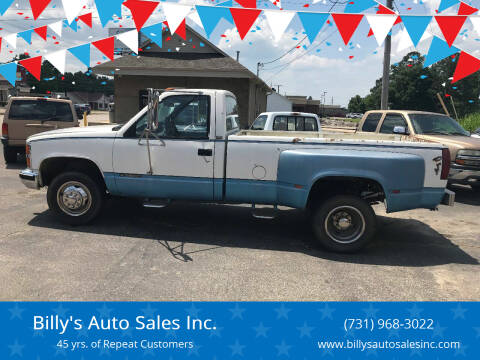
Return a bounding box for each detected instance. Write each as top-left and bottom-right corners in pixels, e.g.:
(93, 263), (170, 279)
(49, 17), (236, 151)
(1, 302), (478, 359)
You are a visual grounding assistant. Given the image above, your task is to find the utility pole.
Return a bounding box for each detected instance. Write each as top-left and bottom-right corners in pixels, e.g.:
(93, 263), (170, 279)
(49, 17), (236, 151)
(381, 0), (393, 110)
(236, 51), (240, 62)
(274, 84), (282, 93)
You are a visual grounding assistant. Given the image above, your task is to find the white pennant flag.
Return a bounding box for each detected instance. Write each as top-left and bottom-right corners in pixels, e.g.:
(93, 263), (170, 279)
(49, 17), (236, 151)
(162, 3), (191, 34)
(5, 33), (17, 49)
(188, 11), (203, 29)
(366, 14), (397, 46)
(45, 50), (67, 74)
(470, 16), (480, 37)
(61, 0), (88, 24)
(116, 30), (139, 54)
(49, 21), (63, 37)
(264, 10), (295, 42)
(396, 28), (414, 53)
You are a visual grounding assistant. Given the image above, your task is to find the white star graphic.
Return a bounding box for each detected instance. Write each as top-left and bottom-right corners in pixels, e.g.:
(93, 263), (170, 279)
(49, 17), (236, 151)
(53, 304), (69, 318)
(8, 340), (24, 356)
(253, 322), (270, 338)
(274, 304), (291, 320)
(140, 303), (157, 317)
(96, 303), (113, 318)
(297, 322), (314, 338)
(362, 303), (380, 319)
(432, 323), (447, 338)
(8, 304), (25, 320)
(229, 303), (246, 320)
(451, 304), (467, 320)
(406, 303), (424, 317)
(318, 304), (335, 320)
(185, 303), (201, 318)
(229, 339), (245, 356)
(275, 340), (292, 356)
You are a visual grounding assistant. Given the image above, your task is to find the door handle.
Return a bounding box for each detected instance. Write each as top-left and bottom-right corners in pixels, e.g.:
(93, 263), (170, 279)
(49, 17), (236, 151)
(198, 148), (212, 156)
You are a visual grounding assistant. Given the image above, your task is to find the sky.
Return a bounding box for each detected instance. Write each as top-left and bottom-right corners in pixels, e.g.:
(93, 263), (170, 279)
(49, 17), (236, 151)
(1, 0), (480, 106)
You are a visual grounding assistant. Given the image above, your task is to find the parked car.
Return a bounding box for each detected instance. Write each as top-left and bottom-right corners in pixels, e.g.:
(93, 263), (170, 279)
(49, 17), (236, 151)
(472, 127), (480, 139)
(19, 89), (453, 253)
(250, 112), (321, 132)
(1, 97), (78, 164)
(346, 113), (363, 119)
(74, 103), (91, 118)
(354, 110), (480, 190)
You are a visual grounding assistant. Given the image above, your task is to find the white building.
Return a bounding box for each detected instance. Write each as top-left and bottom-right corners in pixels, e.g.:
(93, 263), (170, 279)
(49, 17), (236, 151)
(267, 91), (292, 112)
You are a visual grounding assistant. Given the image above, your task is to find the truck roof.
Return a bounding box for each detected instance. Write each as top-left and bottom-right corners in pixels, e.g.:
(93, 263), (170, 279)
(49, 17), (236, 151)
(9, 96), (72, 104)
(258, 111), (318, 117)
(364, 110), (447, 116)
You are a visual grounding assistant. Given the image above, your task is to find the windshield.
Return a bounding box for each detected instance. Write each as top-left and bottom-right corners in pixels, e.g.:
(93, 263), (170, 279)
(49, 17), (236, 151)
(409, 114), (469, 136)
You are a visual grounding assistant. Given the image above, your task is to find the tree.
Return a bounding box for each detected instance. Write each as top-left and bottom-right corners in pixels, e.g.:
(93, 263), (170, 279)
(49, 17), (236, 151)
(347, 51), (480, 117)
(348, 95), (366, 113)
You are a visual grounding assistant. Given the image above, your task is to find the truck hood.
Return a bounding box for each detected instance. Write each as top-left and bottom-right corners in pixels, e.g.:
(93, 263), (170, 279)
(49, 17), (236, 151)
(27, 124), (118, 141)
(415, 134), (480, 157)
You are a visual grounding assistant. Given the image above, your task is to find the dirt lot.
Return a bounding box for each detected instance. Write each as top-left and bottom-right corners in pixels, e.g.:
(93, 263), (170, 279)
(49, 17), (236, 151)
(0, 151), (479, 301)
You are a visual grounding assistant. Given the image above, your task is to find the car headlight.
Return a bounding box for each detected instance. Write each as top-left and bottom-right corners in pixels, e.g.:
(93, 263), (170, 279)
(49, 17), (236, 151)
(457, 149), (480, 157)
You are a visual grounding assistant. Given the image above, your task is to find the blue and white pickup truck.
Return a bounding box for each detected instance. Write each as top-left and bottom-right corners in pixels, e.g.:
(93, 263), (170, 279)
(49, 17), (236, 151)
(20, 89), (454, 252)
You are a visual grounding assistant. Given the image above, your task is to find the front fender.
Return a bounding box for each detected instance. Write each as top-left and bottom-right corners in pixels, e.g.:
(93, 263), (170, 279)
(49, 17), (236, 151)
(276, 148), (425, 210)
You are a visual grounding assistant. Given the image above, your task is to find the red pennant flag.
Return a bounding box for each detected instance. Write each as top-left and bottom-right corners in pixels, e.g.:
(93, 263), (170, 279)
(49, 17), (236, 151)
(435, 16), (467, 47)
(393, 16), (402, 25)
(123, 0), (159, 31)
(452, 51), (480, 83)
(34, 26), (48, 41)
(0, 38), (2, 54)
(78, 13), (93, 28)
(29, 0), (51, 20)
(175, 19), (186, 40)
(20, 56), (42, 81)
(331, 14), (364, 45)
(458, 2), (478, 15)
(230, 8), (262, 40)
(92, 37), (115, 61)
(367, 28), (374, 37)
(235, 0), (257, 8)
(377, 4), (395, 14)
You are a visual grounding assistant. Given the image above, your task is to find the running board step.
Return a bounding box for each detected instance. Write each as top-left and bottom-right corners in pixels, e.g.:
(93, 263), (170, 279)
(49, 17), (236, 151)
(142, 199), (171, 208)
(251, 204), (277, 219)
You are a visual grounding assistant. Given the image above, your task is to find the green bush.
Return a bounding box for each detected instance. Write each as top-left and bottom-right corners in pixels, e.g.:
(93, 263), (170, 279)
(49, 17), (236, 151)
(459, 113), (480, 132)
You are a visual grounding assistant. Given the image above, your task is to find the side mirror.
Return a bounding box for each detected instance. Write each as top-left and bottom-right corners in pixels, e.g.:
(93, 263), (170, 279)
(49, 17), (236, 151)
(393, 126), (409, 135)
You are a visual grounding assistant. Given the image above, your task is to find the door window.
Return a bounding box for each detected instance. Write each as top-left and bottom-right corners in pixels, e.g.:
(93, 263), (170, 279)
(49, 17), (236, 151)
(362, 113), (382, 132)
(9, 100), (73, 122)
(156, 95), (210, 139)
(380, 114), (408, 134)
(226, 96), (239, 132)
(251, 115), (267, 130)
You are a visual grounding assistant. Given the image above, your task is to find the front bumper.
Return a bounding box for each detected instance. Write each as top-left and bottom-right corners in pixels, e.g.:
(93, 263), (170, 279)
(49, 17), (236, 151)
(449, 165), (480, 185)
(19, 169), (40, 189)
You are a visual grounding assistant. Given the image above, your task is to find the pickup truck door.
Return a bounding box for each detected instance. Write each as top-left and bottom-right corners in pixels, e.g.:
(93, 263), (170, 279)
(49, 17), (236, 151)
(112, 94), (215, 200)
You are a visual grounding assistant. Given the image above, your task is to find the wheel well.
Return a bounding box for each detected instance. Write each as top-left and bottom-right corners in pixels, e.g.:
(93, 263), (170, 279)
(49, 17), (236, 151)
(39, 157), (106, 189)
(307, 176), (385, 209)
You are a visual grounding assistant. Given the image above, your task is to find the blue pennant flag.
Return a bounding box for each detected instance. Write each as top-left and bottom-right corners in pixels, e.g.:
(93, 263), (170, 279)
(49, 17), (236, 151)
(424, 36), (460, 68)
(0, 62), (18, 86)
(95, 0), (124, 27)
(344, 0), (377, 13)
(402, 16), (432, 47)
(18, 30), (33, 45)
(141, 23), (164, 48)
(64, 19), (78, 32)
(69, 44), (91, 68)
(196, 5), (233, 38)
(297, 12), (329, 44)
(438, 0), (460, 12)
(0, 0), (14, 15)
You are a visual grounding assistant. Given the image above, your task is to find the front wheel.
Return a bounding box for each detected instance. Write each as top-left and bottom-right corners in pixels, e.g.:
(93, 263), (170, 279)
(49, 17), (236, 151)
(47, 171), (104, 225)
(311, 195), (376, 253)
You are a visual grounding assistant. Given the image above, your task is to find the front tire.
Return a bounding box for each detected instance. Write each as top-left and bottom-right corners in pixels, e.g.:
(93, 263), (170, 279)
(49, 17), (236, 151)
(47, 171), (104, 225)
(311, 195), (376, 253)
(3, 146), (17, 164)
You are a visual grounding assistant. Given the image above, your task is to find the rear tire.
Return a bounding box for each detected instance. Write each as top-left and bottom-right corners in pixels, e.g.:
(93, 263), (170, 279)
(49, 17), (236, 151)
(3, 146), (17, 164)
(47, 171), (104, 225)
(311, 195), (376, 253)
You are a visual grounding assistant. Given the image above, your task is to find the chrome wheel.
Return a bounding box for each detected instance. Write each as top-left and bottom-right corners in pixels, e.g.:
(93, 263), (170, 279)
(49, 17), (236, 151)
(56, 181), (92, 217)
(324, 206), (365, 244)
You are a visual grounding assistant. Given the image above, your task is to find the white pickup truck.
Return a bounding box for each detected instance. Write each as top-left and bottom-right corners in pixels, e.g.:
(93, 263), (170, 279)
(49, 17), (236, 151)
(19, 89), (454, 252)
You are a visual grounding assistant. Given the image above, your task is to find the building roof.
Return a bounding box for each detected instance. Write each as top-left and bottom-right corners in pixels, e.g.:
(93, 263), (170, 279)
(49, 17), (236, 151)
(94, 25), (269, 89)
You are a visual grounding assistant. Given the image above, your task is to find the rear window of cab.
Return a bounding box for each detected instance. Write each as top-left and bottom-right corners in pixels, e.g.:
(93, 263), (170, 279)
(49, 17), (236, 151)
(273, 115), (318, 131)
